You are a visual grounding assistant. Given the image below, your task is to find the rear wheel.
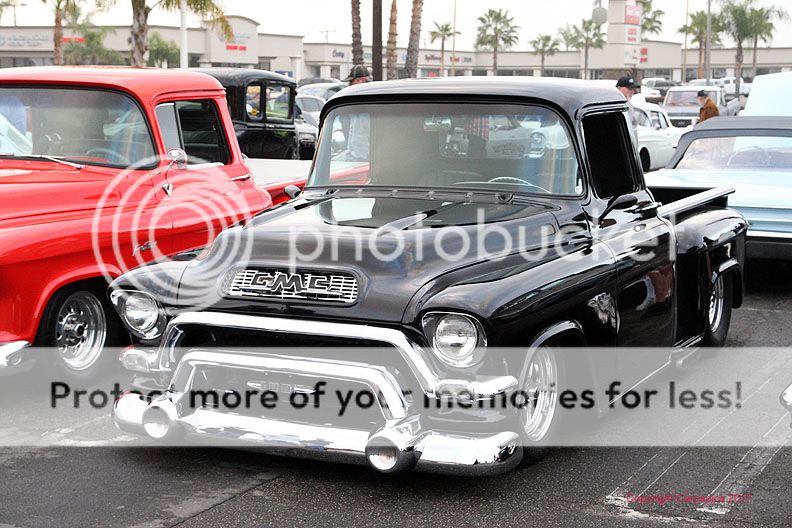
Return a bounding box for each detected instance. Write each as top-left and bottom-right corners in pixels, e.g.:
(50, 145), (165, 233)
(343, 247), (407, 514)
(36, 284), (121, 379)
(703, 273), (733, 347)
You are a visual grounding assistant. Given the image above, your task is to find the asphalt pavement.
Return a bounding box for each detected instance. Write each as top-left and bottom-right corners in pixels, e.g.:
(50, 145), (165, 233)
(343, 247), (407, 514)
(1, 260), (791, 528)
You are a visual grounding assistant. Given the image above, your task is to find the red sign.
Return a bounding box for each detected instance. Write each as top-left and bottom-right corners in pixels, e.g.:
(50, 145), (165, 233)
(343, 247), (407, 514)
(62, 37), (85, 43)
(225, 44), (248, 51)
(625, 4), (641, 25)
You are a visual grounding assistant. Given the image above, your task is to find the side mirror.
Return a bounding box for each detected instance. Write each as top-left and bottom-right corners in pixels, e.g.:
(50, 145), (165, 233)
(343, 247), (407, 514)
(284, 185), (302, 199)
(599, 194), (639, 225)
(166, 148), (188, 170)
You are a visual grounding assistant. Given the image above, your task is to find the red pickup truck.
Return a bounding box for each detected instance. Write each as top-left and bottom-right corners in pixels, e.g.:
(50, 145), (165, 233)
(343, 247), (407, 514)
(0, 67), (300, 378)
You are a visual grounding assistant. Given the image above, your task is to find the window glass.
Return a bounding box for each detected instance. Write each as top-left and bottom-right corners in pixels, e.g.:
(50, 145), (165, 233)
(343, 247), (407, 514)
(309, 102), (581, 196)
(650, 111), (667, 129)
(583, 112), (638, 198)
(666, 90), (716, 106)
(0, 86), (155, 168)
(266, 84), (292, 121)
(174, 100), (230, 165)
(634, 109), (653, 128)
(155, 103), (182, 152)
(676, 135), (792, 171)
(245, 84), (262, 121)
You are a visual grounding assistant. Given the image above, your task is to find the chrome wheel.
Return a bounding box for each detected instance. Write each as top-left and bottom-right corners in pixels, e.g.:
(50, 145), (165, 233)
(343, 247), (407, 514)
(708, 275), (725, 333)
(55, 291), (107, 371)
(522, 348), (559, 443)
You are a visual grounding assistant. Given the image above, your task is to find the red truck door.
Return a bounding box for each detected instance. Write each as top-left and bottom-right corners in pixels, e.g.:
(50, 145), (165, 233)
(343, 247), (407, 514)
(153, 99), (267, 255)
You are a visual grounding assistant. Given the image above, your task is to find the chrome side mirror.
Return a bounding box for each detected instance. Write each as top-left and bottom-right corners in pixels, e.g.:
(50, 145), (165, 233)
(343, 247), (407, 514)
(166, 148), (188, 170)
(284, 185), (302, 199)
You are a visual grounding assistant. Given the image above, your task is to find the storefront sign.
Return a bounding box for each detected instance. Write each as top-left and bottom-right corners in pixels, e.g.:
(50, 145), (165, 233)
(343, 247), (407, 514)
(625, 4), (641, 26)
(332, 49), (345, 59)
(0, 34), (49, 48)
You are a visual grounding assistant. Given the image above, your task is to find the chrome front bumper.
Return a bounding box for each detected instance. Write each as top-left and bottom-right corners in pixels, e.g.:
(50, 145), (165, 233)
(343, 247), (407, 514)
(113, 312), (525, 475)
(0, 341), (33, 373)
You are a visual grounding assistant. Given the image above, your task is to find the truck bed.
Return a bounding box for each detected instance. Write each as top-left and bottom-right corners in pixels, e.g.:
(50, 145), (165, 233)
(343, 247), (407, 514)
(650, 185), (734, 222)
(247, 159), (311, 205)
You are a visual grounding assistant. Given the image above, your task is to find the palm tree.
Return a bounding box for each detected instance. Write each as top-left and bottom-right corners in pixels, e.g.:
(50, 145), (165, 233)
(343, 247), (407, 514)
(679, 10), (724, 79)
(637, 0), (665, 38)
(64, 23), (124, 65)
(404, 0), (424, 78)
(530, 34), (559, 76)
(99, 0), (232, 68)
(747, 5), (787, 79)
(385, 0), (398, 79)
(429, 22), (458, 77)
(721, 0), (759, 97)
(147, 31), (180, 67)
(42, 0), (80, 66)
(351, 0), (363, 66)
(571, 19), (605, 80)
(475, 9), (520, 75)
(558, 24), (578, 51)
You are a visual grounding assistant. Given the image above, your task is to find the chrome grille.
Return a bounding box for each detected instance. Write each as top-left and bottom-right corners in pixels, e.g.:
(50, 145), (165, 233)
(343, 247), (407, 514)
(224, 268), (358, 304)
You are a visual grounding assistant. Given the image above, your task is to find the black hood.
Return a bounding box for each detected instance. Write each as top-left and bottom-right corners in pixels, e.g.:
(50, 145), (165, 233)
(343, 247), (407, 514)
(176, 192), (562, 323)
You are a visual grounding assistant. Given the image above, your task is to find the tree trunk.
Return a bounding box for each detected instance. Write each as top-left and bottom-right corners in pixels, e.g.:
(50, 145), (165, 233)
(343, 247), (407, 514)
(540, 53), (545, 76)
(131, 0), (150, 67)
(492, 43), (498, 75)
(351, 0), (363, 66)
(372, 0), (383, 80)
(385, 0), (398, 79)
(53, 7), (64, 66)
(404, 0), (423, 78)
(734, 43), (743, 99)
(751, 36), (758, 81)
(697, 42), (704, 80)
(584, 46), (589, 80)
(440, 39), (445, 77)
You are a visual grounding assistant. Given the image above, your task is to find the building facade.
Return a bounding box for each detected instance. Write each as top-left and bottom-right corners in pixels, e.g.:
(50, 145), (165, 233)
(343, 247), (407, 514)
(0, 12), (789, 82)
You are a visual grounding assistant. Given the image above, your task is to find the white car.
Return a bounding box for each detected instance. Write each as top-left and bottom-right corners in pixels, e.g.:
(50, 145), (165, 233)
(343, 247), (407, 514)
(631, 98), (688, 171)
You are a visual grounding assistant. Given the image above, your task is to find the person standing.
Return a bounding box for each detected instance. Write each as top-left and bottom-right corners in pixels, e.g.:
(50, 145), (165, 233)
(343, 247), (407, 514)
(335, 65), (372, 161)
(697, 90), (720, 124)
(616, 76), (640, 146)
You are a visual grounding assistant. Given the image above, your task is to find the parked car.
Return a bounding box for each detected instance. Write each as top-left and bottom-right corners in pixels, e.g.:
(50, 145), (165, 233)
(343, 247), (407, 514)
(192, 68), (311, 160)
(641, 78), (678, 99)
(632, 98), (688, 171)
(298, 81), (346, 101)
(742, 72), (792, 116)
(646, 116), (792, 259)
(294, 117), (318, 160)
(111, 77), (746, 475)
(663, 86), (740, 127)
(298, 77), (342, 88)
(295, 94), (325, 128)
(781, 383), (792, 423)
(717, 76), (751, 98)
(0, 67), (306, 378)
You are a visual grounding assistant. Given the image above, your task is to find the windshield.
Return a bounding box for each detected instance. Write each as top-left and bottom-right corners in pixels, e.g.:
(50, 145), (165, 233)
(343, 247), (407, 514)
(308, 102), (581, 196)
(676, 135), (792, 170)
(0, 87), (155, 168)
(665, 90), (715, 106)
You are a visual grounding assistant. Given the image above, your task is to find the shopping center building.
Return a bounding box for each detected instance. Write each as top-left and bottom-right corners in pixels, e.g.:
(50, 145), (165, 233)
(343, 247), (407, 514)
(0, 6), (789, 82)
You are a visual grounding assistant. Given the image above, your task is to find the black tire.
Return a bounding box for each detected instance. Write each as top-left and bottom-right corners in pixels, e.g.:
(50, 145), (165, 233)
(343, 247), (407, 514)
(640, 149), (651, 172)
(35, 283), (122, 380)
(703, 273), (733, 347)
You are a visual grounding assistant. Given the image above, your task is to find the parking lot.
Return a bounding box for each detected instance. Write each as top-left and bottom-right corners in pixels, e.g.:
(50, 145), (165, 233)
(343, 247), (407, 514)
(0, 259), (790, 528)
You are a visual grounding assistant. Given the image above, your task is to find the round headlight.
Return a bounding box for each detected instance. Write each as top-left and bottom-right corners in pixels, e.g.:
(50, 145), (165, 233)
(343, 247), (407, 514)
(427, 313), (485, 367)
(123, 292), (160, 335)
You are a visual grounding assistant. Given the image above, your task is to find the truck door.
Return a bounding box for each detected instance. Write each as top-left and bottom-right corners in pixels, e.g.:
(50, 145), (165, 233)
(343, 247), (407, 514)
(154, 99), (265, 255)
(240, 81), (296, 160)
(583, 110), (676, 385)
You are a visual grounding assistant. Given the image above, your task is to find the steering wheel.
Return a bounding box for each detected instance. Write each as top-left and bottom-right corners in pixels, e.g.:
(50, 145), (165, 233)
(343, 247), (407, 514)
(84, 148), (131, 166)
(488, 176), (550, 194)
(726, 146), (769, 168)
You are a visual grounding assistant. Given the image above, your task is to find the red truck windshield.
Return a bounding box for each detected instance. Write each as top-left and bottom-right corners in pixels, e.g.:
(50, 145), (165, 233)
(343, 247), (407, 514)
(0, 87), (156, 169)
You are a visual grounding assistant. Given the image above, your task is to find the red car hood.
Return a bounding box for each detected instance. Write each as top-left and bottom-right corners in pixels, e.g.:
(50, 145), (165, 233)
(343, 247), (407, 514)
(0, 164), (121, 224)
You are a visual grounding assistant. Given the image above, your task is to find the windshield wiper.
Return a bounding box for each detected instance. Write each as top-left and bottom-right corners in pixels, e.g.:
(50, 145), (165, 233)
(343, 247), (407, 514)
(0, 154), (84, 169)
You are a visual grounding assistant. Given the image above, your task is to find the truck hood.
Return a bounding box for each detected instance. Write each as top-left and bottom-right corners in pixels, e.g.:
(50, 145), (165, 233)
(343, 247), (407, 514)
(177, 193), (561, 323)
(0, 165), (116, 223)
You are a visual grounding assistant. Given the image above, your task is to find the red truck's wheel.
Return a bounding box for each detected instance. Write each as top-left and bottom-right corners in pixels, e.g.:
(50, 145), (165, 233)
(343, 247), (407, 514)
(36, 285), (121, 379)
(704, 273), (733, 347)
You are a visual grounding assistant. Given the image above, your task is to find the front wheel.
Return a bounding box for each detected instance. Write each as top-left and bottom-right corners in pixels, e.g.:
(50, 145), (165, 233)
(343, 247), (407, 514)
(36, 285), (121, 379)
(703, 273), (733, 347)
(520, 347), (562, 465)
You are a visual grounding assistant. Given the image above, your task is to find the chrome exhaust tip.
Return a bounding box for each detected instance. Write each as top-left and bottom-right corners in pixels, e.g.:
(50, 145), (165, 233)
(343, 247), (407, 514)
(365, 419), (422, 474)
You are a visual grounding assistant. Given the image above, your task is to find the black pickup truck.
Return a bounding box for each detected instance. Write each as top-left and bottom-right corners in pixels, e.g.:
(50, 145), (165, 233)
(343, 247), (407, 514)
(110, 77), (747, 476)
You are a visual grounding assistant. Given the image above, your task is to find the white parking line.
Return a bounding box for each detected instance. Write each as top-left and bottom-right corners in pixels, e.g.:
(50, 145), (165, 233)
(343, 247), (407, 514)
(696, 413), (791, 516)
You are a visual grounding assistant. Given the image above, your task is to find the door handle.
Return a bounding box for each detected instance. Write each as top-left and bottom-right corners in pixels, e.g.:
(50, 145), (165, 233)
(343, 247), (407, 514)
(162, 182), (173, 196)
(133, 241), (157, 256)
(231, 174), (251, 182)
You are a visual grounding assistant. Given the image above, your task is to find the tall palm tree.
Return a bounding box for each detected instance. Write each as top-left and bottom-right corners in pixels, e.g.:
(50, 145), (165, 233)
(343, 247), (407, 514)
(99, 0), (232, 68)
(404, 0), (424, 78)
(385, 0), (398, 79)
(42, 0), (80, 66)
(351, 0), (363, 66)
(747, 5), (787, 79)
(475, 9), (520, 75)
(530, 34), (559, 76)
(429, 22), (458, 77)
(679, 10), (724, 79)
(637, 0), (665, 38)
(571, 19), (605, 80)
(721, 0), (759, 96)
(557, 24), (578, 51)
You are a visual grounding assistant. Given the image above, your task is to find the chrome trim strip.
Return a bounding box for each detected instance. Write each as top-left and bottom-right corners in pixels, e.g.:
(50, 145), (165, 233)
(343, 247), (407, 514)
(747, 230), (792, 240)
(656, 187), (735, 218)
(0, 341), (31, 368)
